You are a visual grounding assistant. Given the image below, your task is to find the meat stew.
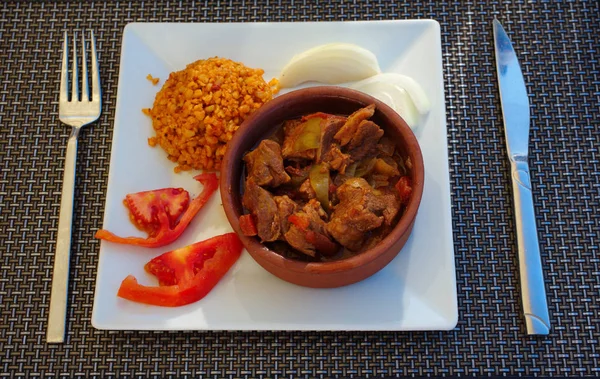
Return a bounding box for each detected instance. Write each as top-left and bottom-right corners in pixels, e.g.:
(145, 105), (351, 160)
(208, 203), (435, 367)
(239, 105), (414, 262)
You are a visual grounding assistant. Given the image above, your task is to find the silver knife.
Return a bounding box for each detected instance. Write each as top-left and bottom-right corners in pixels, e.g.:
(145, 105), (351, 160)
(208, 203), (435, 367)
(493, 19), (550, 335)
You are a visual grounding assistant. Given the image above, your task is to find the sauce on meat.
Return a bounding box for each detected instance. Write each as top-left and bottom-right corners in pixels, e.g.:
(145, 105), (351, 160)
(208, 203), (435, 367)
(240, 105), (413, 262)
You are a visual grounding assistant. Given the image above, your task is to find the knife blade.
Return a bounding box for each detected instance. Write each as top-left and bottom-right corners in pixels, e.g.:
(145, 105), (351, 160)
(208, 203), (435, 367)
(493, 19), (550, 335)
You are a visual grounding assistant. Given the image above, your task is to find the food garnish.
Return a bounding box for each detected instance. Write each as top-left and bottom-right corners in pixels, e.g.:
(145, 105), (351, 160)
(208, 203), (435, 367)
(125, 188), (190, 237)
(95, 173), (218, 247)
(350, 73), (431, 130)
(278, 43), (381, 88)
(117, 233), (243, 307)
(278, 43), (429, 130)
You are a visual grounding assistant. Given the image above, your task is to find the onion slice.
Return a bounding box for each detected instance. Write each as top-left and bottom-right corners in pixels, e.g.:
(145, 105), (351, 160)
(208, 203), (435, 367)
(278, 43), (381, 88)
(350, 73), (431, 131)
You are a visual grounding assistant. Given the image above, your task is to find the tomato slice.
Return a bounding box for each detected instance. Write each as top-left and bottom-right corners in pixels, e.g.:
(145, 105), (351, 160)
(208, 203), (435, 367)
(395, 176), (412, 205)
(238, 214), (258, 236)
(125, 188), (190, 236)
(117, 233), (243, 307)
(288, 214), (310, 230)
(95, 173), (218, 248)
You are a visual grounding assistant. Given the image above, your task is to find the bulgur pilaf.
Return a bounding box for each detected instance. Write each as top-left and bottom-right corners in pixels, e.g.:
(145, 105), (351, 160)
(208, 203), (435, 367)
(146, 74), (160, 85)
(144, 57), (279, 172)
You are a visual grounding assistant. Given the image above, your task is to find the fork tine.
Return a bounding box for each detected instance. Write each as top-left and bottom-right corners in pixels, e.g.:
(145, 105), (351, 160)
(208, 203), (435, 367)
(59, 31), (69, 103)
(81, 31), (89, 102)
(90, 30), (101, 102)
(71, 31), (79, 102)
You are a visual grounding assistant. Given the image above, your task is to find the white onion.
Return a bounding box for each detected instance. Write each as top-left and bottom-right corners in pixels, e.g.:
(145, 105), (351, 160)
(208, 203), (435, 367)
(278, 43), (381, 88)
(350, 73), (431, 131)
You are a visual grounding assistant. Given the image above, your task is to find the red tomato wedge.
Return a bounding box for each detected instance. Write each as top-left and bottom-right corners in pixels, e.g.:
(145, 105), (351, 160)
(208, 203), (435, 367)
(117, 233), (243, 307)
(395, 176), (412, 205)
(95, 173), (218, 248)
(288, 214), (310, 230)
(125, 188), (190, 236)
(238, 214), (258, 236)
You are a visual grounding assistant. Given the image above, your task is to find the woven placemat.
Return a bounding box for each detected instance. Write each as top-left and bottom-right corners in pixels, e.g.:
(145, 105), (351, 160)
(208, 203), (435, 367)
(1, 0), (599, 377)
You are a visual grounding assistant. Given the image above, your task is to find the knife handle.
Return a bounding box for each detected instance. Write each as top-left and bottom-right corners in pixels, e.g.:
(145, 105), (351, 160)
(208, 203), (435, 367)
(510, 157), (550, 335)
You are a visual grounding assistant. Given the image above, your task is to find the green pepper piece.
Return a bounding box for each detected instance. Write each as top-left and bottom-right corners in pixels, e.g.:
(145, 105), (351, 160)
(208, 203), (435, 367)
(292, 117), (321, 153)
(309, 163), (330, 210)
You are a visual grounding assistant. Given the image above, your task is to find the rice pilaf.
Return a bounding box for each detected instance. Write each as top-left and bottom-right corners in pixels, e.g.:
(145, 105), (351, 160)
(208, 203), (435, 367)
(145, 57), (278, 172)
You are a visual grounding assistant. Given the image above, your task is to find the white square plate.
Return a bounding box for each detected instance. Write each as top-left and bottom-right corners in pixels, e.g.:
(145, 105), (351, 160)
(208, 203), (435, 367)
(92, 20), (457, 331)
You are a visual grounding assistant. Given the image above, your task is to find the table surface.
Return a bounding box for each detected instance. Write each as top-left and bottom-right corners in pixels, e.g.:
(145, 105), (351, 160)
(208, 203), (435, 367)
(1, 1), (598, 377)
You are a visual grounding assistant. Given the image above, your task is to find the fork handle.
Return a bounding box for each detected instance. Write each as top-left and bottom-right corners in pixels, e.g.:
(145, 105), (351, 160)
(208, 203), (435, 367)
(47, 126), (79, 343)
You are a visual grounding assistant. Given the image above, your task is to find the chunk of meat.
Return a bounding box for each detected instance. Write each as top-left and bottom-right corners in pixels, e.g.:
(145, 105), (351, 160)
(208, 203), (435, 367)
(332, 172), (350, 189)
(298, 178), (317, 201)
(243, 139), (291, 188)
(371, 188), (402, 226)
(285, 164), (311, 188)
(242, 180), (280, 242)
(284, 225), (316, 257)
(326, 178), (400, 251)
(321, 145), (351, 174)
(377, 136), (396, 157)
(317, 118), (344, 163)
(273, 195), (298, 236)
(281, 119), (317, 161)
(370, 174), (390, 189)
(333, 104), (376, 146)
(346, 120), (384, 162)
(285, 164), (311, 178)
(284, 200), (338, 257)
(305, 198), (329, 221)
(328, 210), (382, 252)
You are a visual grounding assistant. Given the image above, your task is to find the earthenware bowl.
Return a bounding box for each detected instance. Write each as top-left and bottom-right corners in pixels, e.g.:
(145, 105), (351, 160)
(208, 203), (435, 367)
(220, 86), (424, 288)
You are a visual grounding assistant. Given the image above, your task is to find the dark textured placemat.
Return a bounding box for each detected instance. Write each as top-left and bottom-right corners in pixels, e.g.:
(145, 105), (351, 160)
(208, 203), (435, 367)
(1, 0), (599, 377)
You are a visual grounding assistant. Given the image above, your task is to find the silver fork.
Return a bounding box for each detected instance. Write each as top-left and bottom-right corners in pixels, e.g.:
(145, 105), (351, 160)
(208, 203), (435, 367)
(47, 30), (101, 343)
